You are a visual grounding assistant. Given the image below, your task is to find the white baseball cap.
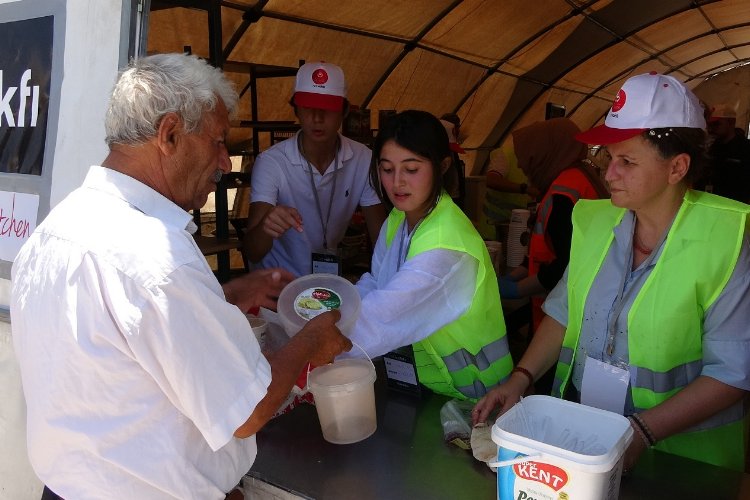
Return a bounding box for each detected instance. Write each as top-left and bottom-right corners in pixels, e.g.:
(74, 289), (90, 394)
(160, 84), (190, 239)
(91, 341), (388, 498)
(293, 61), (347, 112)
(440, 119), (465, 153)
(708, 103), (737, 121)
(576, 72), (706, 145)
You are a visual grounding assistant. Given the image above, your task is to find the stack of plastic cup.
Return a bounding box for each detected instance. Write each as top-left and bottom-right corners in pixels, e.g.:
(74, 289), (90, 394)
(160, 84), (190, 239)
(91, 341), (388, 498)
(506, 209), (530, 268)
(484, 240), (503, 276)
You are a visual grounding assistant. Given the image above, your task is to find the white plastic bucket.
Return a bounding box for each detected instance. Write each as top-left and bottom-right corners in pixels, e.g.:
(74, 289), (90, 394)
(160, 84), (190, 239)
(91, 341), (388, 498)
(308, 358), (377, 444)
(491, 395), (632, 500)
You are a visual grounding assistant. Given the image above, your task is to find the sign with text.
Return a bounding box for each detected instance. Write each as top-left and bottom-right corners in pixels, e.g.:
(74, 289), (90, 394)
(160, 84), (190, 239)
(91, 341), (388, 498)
(0, 191), (39, 262)
(0, 15), (53, 175)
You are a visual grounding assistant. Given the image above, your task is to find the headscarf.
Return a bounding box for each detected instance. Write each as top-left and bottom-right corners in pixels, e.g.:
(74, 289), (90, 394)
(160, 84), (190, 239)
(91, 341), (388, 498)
(512, 117), (606, 196)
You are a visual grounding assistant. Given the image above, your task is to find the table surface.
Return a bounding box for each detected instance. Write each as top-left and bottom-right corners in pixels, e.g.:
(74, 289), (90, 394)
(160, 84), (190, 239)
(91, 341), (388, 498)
(248, 360), (750, 500)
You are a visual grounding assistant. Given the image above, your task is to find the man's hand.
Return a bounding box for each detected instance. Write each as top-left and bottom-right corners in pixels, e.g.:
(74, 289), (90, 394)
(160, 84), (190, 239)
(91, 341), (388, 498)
(295, 310), (352, 365)
(262, 205), (304, 238)
(233, 309), (352, 439)
(222, 268), (294, 312)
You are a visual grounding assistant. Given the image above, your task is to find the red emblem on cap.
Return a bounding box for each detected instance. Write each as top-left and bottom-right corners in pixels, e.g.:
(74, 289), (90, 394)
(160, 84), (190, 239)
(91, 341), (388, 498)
(312, 69), (329, 85)
(612, 89), (626, 112)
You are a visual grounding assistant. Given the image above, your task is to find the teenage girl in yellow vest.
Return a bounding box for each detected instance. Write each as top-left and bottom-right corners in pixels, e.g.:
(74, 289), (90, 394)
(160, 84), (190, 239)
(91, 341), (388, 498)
(472, 73), (750, 472)
(342, 110), (513, 401)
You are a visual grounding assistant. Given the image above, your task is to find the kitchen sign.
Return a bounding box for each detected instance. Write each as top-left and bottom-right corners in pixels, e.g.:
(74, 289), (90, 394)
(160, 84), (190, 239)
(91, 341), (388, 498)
(0, 191), (38, 262)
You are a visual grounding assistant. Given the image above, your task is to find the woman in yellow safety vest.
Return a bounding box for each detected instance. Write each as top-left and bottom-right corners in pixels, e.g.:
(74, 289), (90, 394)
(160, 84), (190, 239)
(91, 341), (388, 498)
(343, 110), (513, 401)
(472, 73), (750, 472)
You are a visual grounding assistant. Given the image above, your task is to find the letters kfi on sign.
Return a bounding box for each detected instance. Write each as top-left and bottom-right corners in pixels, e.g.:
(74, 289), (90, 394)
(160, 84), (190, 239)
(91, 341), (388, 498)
(0, 69), (41, 128)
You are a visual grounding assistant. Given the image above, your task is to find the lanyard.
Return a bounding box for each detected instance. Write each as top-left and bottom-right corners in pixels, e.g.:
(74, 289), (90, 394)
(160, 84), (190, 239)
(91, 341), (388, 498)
(605, 215), (669, 356)
(299, 135), (340, 250)
(395, 195), (441, 271)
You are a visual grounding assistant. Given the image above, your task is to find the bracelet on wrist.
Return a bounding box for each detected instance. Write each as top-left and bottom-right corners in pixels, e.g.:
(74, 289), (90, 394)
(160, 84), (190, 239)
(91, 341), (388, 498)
(631, 413), (657, 446)
(628, 414), (656, 447)
(511, 366), (534, 390)
(628, 416), (651, 448)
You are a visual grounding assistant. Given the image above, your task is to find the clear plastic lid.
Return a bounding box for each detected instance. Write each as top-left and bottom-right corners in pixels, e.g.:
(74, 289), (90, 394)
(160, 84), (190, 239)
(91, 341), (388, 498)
(277, 273), (361, 337)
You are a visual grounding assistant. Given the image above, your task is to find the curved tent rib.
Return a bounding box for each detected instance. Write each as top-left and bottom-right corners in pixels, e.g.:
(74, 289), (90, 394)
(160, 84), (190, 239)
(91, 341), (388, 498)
(146, 0), (750, 174)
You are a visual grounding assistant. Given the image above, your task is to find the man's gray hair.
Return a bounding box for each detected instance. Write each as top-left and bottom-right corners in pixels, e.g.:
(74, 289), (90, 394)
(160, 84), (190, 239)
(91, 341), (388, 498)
(105, 53), (238, 147)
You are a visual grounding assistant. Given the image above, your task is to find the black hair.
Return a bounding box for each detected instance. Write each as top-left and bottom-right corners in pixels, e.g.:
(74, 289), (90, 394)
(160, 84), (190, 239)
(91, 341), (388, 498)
(369, 110), (451, 208)
(641, 127), (709, 186)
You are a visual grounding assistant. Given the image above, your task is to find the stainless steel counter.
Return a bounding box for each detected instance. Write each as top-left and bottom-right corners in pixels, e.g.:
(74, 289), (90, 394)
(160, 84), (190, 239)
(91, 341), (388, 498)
(248, 360), (750, 499)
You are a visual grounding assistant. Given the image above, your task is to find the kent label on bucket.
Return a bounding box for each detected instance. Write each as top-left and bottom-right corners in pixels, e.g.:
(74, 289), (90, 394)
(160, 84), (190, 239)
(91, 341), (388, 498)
(498, 449), (570, 499)
(492, 396), (632, 500)
(293, 287), (342, 320)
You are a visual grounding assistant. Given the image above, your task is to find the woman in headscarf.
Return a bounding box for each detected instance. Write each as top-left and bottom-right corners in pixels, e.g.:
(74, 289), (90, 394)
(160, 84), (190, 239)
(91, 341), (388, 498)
(498, 118), (608, 333)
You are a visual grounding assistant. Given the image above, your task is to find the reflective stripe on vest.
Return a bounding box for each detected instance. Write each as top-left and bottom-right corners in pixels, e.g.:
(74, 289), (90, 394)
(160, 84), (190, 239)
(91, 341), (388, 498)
(557, 190), (750, 470)
(533, 185), (584, 235)
(386, 193), (512, 401)
(529, 168), (602, 275)
(442, 337), (509, 373)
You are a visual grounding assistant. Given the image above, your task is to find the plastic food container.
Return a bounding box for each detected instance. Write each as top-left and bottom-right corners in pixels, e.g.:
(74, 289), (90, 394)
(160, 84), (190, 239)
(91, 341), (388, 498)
(308, 358), (377, 444)
(277, 273), (361, 337)
(492, 395), (632, 500)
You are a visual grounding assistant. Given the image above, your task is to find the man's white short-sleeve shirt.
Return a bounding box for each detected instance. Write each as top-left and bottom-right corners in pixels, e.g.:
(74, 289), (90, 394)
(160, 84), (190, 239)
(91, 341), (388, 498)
(11, 166), (271, 500)
(250, 132), (381, 276)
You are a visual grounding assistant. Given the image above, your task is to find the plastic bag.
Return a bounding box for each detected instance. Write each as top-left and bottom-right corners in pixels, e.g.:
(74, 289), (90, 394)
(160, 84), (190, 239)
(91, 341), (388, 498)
(440, 399), (474, 449)
(470, 423), (498, 471)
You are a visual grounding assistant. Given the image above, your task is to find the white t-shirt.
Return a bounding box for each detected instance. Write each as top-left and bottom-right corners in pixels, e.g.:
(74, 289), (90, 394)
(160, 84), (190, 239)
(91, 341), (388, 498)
(250, 132), (381, 276)
(11, 166), (271, 500)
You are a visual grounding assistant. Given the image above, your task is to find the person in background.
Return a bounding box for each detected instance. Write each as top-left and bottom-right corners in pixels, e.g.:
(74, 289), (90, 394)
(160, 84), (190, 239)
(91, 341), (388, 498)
(344, 110), (513, 401)
(243, 61), (386, 277)
(486, 144), (541, 200)
(473, 72), (750, 472)
(11, 53), (351, 500)
(498, 118), (608, 333)
(440, 113), (467, 209)
(482, 140), (539, 245)
(703, 103), (750, 203)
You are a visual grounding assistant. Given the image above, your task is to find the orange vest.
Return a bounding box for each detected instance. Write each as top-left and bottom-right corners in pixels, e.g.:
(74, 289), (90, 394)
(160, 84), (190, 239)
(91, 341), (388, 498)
(528, 167), (604, 330)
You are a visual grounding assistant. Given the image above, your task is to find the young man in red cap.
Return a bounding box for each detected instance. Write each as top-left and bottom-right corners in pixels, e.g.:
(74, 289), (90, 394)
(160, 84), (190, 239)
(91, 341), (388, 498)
(243, 62), (386, 277)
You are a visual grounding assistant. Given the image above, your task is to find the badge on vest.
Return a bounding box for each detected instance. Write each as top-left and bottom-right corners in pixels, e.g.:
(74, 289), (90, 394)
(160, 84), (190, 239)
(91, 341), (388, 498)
(383, 346), (421, 396)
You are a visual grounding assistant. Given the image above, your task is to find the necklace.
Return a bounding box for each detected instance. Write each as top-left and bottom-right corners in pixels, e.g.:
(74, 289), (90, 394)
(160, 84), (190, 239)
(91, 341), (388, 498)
(633, 232), (653, 255)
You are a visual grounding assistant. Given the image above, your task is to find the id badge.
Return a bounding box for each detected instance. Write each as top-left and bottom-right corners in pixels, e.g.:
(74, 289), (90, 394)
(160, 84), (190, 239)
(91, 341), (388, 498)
(384, 346), (421, 396)
(312, 250), (341, 275)
(580, 356), (629, 414)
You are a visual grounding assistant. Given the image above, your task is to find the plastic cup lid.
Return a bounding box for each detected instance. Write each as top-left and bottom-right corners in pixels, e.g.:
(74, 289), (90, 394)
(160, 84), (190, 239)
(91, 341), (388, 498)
(277, 273), (361, 336)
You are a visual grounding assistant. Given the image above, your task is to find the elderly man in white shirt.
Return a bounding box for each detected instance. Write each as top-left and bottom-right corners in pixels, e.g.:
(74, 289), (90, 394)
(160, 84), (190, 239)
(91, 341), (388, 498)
(11, 53), (350, 500)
